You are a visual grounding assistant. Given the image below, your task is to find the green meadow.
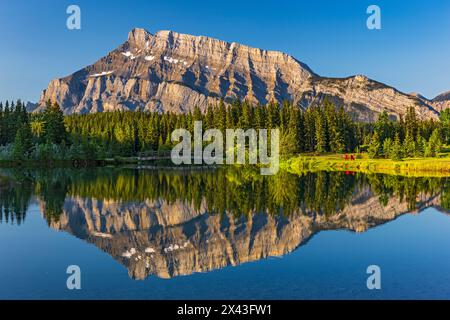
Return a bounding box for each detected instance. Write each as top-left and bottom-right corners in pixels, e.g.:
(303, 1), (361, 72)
(282, 153), (450, 177)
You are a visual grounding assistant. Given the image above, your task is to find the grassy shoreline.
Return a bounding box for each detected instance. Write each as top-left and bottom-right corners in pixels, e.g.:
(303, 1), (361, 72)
(282, 154), (450, 177)
(2, 154), (450, 178)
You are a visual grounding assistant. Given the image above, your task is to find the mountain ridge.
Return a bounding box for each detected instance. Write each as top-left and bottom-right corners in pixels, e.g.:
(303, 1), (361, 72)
(37, 27), (446, 121)
(47, 188), (445, 280)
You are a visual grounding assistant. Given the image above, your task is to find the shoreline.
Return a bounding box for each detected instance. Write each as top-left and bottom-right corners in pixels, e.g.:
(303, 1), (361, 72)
(282, 154), (450, 177)
(2, 154), (450, 178)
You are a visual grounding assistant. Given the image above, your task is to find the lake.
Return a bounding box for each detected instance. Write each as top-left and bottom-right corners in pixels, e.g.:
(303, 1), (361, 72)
(0, 167), (449, 299)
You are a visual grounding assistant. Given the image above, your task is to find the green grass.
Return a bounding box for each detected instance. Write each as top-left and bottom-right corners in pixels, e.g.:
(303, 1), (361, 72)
(282, 153), (450, 177)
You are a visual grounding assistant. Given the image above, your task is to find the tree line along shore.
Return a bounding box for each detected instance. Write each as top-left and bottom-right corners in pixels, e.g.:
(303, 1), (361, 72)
(0, 98), (449, 173)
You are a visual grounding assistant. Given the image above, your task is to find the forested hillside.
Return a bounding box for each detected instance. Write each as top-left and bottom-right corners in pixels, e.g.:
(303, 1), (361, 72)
(0, 99), (449, 162)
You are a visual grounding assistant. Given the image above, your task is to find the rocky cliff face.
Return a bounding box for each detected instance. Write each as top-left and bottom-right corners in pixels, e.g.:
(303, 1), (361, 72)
(430, 91), (450, 112)
(47, 187), (444, 280)
(411, 91), (450, 113)
(37, 28), (442, 121)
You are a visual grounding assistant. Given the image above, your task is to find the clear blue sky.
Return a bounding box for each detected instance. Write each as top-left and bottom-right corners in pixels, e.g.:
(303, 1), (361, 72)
(0, 0), (449, 103)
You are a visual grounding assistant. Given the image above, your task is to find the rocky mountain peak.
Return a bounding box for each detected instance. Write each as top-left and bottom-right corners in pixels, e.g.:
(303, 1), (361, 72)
(410, 92), (429, 101)
(427, 91), (450, 112)
(37, 27), (444, 121)
(354, 74), (369, 82)
(127, 28), (153, 48)
(433, 90), (450, 102)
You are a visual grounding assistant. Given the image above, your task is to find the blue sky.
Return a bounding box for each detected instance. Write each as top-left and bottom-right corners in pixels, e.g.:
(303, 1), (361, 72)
(0, 0), (449, 102)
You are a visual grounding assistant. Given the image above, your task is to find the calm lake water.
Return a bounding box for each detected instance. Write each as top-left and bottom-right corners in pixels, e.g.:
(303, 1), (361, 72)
(0, 167), (449, 299)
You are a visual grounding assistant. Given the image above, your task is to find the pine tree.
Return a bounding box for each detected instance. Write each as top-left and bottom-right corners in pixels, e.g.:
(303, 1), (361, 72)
(415, 134), (426, 157)
(314, 110), (327, 153)
(390, 133), (403, 161)
(368, 132), (381, 158)
(426, 129), (441, 157)
(214, 100), (227, 132)
(303, 109), (316, 152)
(239, 102), (252, 129)
(266, 102), (280, 129)
(374, 111), (393, 142)
(405, 106), (418, 139)
(12, 123), (33, 160)
(252, 106), (261, 130)
(297, 111), (305, 152)
(226, 106), (234, 129)
(205, 105), (214, 130)
(440, 109), (450, 144)
(43, 101), (68, 145)
(382, 137), (393, 159)
(330, 123), (345, 153)
(280, 106), (300, 155)
(403, 133), (416, 158)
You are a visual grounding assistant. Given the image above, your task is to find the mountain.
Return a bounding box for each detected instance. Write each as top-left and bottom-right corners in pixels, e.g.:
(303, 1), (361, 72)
(431, 91), (450, 112)
(38, 28), (442, 121)
(46, 187), (444, 280)
(409, 91), (450, 113)
(25, 101), (37, 112)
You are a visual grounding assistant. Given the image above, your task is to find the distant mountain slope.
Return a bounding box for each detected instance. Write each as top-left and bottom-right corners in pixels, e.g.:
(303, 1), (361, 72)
(38, 28), (441, 121)
(25, 101), (37, 112)
(431, 91), (450, 112)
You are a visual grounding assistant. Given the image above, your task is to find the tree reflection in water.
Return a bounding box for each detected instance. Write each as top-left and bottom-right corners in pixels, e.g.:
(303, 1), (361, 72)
(0, 167), (449, 225)
(0, 167), (448, 280)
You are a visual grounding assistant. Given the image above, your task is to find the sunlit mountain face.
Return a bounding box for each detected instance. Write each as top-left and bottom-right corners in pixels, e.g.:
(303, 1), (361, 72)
(1, 168), (448, 281)
(37, 28), (442, 122)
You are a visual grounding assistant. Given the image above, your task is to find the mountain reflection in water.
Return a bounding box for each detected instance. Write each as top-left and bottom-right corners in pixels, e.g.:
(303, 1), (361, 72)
(1, 167), (449, 280)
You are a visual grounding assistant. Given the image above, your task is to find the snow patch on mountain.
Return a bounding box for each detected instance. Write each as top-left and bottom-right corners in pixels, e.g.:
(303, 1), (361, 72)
(89, 71), (114, 77)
